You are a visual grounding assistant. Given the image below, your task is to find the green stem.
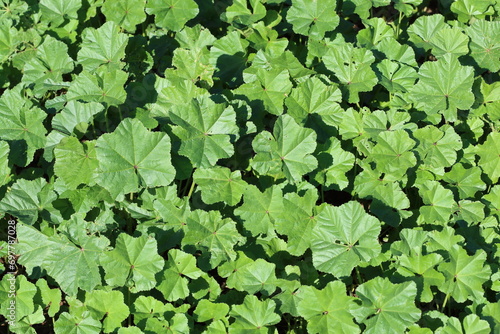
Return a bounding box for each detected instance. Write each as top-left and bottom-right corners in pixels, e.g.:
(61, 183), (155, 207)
(395, 11), (403, 39)
(355, 267), (363, 285)
(187, 180), (196, 199)
(441, 292), (450, 312)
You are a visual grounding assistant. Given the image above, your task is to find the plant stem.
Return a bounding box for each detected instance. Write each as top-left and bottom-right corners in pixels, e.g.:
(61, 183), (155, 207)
(187, 179), (196, 199)
(441, 292), (450, 312)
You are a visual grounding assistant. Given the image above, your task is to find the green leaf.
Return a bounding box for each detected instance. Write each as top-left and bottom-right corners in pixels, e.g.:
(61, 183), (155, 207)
(0, 23), (18, 63)
(156, 249), (203, 302)
(312, 137), (355, 190)
(39, 0), (81, 26)
(54, 312), (102, 334)
(54, 137), (99, 189)
(466, 20), (500, 72)
(410, 54), (475, 122)
(20, 223), (109, 296)
(95, 118), (175, 199)
(443, 164), (486, 199)
(170, 96), (238, 168)
(297, 281), (359, 334)
(311, 201), (381, 277)
(36, 278), (62, 317)
(376, 59), (418, 93)
(225, 258), (277, 295)
(351, 278), (421, 334)
(182, 210), (246, 268)
(0, 140), (10, 186)
(77, 21), (128, 72)
(371, 129), (416, 179)
(285, 76), (342, 124)
(275, 189), (320, 256)
(193, 167), (247, 206)
(323, 43), (378, 103)
(251, 114), (317, 182)
(101, 0), (147, 32)
(67, 68), (128, 106)
(194, 300), (229, 322)
(0, 87), (47, 167)
(413, 125), (462, 174)
(429, 27), (469, 58)
(286, 0), (340, 39)
(437, 245), (491, 303)
(229, 295), (280, 332)
(85, 290), (130, 333)
(234, 184), (283, 237)
(418, 180), (455, 225)
(234, 67), (292, 116)
(145, 0), (199, 32)
(209, 30), (249, 88)
(477, 132), (500, 183)
(222, 0), (266, 26)
(408, 14), (447, 51)
(52, 101), (104, 136)
(0, 179), (53, 225)
(451, 0), (495, 22)
(100, 233), (164, 292)
(0, 274), (36, 320)
(22, 36), (74, 94)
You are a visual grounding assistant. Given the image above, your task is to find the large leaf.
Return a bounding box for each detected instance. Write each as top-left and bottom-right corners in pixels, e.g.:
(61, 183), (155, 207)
(100, 233), (164, 292)
(437, 245), (491, 303)
(410, 54), (474, 121)
(101, 0), (147, 32)
(286, 0), (340, 39)
(145, 0), (199, 31)
(311, 201), (381, 277)
(193, 166), (247, 206)
(54, 137), (99, 189)
(170, 96), (238, 168)
(229, 295), (280, 332)
(77, 21), (128, 72)
(351, 278), (421, 334)
(0, 87), (47, 167)
(297, 281), (359, 334)
(251, 114), (317, 182)
(95, 118), (175, 199)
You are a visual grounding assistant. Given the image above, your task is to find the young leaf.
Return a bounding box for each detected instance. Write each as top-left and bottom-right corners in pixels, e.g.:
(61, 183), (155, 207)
(156, 249), (203, 302)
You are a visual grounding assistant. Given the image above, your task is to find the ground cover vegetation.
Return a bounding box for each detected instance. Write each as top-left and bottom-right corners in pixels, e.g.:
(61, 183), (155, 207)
(0, 0), (500, 332)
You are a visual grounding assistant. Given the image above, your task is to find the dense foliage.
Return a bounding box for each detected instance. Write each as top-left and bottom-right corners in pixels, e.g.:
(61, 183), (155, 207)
(0, 0), (500, 333)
